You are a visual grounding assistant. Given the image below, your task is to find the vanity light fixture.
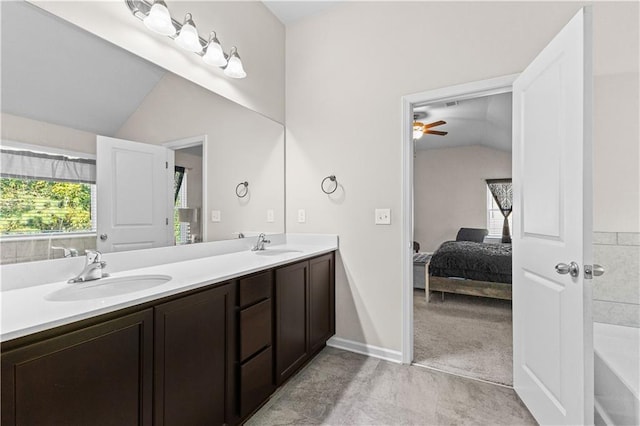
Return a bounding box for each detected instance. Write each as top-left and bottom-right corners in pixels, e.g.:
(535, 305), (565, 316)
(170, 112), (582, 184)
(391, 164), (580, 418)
(143, 0), (175, 36)
(125, 0), (246, 78)
(203, 32), (227, 67)
(175, 13), (202, 53)
(224, 47), (247, 79)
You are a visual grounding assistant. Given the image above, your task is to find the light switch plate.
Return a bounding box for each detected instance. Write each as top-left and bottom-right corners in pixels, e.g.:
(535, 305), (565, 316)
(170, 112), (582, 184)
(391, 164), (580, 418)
(375, 208), (391, 225)
(211, 210), (221, 222)
(266, 209), (275, 223)
(298, 209), (306, 223)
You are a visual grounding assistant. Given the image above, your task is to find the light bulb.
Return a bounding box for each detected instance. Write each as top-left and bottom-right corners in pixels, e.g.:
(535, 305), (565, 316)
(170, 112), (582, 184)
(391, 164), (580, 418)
(203, 32), (227, 67)
(224, 47), (246, 79)
(143, 0), (176, 36)
(175, 13), (202, 53)
(413, 124), (424, 140)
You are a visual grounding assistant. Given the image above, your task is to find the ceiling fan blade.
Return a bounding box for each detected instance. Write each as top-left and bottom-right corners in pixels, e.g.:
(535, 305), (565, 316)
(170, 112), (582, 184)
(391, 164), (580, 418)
(423, 120), (446, 129)
(425, 130), (448, 136)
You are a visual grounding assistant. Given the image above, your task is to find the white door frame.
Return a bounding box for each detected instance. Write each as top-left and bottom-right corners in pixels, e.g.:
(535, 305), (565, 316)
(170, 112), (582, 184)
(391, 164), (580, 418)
(163, 135), (208, 242)
(400, 74), (519, 364)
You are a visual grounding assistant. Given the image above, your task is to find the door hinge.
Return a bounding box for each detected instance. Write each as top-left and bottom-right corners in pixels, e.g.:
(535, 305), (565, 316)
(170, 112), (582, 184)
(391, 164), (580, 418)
(166, 161), (168, 169)
(166, 218), (169, 225)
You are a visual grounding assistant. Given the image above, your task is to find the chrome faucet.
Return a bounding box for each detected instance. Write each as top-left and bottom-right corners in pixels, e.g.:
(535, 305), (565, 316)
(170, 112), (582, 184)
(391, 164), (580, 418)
(68, 250), (108, 283)
(251, 233), (271, 251)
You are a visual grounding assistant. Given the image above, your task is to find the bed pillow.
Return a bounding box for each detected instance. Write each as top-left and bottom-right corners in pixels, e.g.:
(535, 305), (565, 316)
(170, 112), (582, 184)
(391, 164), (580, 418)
(455, 227), (488, 243)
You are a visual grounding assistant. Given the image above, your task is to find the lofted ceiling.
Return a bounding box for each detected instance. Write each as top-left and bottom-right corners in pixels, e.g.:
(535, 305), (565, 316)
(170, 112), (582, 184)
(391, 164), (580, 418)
(1, 1), (166, 136)
(414, 92), (513, 152)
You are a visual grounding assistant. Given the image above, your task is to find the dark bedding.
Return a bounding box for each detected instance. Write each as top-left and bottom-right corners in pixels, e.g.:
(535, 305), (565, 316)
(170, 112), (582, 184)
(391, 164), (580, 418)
(429, 241), (512, 284)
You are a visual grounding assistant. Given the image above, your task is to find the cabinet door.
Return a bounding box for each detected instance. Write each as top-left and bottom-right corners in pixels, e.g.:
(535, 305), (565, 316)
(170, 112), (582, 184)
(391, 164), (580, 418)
(154, 284), (236, 426)
(1, 309), (153, 426)
(274, 261), (309, 385)
(309, 253), (335, 353)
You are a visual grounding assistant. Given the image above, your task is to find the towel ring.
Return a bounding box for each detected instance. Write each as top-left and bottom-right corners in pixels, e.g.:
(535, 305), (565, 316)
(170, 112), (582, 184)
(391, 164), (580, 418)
(235, 181), (249, 198)
(321, 175), (338, 195)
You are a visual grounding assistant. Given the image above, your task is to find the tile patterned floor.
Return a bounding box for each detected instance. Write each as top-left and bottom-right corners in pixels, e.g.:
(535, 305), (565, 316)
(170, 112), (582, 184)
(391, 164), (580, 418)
(247, 347), (536, 425)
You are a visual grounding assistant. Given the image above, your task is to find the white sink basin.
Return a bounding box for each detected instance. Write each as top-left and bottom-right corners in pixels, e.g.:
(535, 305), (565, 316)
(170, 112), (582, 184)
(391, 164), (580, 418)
(253, 248), (302, 256)
(45, 275), (172, 301)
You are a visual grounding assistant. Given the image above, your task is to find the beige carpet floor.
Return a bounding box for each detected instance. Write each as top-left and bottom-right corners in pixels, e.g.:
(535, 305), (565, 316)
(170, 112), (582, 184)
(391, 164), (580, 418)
(413, 289), (513, 386)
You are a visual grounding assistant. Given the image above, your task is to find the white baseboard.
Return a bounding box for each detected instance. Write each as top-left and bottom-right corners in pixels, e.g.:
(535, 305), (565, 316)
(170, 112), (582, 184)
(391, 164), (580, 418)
(326, 336), (402, 364)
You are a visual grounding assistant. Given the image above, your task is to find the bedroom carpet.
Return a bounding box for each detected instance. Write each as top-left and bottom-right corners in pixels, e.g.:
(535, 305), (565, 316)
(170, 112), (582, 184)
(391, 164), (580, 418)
(413, 289), (513, 386)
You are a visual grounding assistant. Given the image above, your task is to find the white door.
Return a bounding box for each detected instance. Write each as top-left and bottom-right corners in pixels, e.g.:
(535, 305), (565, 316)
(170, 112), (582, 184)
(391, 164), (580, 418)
(512, 8), (593, 425)
(96, 135), (174, 252)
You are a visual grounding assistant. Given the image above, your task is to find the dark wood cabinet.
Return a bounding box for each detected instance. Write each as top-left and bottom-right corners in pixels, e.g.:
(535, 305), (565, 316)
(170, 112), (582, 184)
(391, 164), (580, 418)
(1, 252), (335, 425)
(309, 253), (335, 353)
(1, 309), (153, 426)
(237, 271), (275, 418)
(154, 283), (236, 426)
(274, 252), (335, 385)
(274, 260), (310, 384)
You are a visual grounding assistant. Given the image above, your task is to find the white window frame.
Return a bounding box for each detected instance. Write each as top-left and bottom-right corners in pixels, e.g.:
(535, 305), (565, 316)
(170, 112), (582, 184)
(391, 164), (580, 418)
(0, 139), (97, 239)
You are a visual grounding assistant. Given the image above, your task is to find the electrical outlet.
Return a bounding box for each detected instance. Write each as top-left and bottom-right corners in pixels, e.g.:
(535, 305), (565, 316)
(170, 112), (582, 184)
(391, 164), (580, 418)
(266, 209), (275, 223)
(375, 208), (391, 225)
(211, 210), (221, 222)
(297, 209), (306, 223)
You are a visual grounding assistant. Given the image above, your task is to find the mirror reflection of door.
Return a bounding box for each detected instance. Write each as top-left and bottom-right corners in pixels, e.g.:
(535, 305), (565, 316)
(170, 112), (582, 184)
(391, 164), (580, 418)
(96, 135), (174, 253)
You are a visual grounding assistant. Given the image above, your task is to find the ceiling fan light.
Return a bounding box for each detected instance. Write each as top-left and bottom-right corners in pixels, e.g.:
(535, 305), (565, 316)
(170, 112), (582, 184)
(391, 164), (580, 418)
(203, 32), (227, 67)
(224, 47), (246, 79)
(143, 0), (176, 36)
(413, 122), (424, 140)
(175, 13), (202, 53)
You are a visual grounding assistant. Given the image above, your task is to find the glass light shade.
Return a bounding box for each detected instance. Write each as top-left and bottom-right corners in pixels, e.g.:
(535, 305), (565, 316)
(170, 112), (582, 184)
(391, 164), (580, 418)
(143, 1), (176, 36)
(203, 34), (227, 67)
(175, 14), (202, 53)
(224, 50), (246, 79)
(413, 126), (424, 140)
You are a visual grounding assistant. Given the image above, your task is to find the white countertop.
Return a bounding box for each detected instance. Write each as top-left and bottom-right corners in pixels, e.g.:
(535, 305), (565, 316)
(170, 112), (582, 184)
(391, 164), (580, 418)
(1, 235), (337, 343)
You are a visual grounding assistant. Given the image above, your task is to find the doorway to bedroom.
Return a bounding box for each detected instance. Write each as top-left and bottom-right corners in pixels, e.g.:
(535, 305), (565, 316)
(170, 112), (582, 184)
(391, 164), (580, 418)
(409, 86), (514, 386)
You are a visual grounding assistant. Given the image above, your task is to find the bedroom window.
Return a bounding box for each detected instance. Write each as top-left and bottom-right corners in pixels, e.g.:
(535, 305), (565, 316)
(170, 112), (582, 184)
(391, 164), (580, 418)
(487, 187), (512, 237)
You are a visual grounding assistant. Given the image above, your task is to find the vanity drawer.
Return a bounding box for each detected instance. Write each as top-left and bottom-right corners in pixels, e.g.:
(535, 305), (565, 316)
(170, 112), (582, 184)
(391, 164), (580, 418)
(240, 346), (274, 417)
(240, 299), (272, 361)
(239, 271), (272, 308)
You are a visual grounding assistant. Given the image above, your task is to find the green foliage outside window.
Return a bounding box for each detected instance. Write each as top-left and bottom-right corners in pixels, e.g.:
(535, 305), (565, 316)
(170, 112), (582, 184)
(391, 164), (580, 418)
(0, 178), (93, 235)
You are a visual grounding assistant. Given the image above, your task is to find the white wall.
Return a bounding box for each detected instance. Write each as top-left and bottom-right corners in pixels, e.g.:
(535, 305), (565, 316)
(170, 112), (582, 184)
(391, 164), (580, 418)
(116, 73), (285, 242)
(593, 72), (639, 232)
(414, 146), (512, 252)
(1, 113), (96, 155)
(30, 1), (285, 124)
(285, 2), (639, 352)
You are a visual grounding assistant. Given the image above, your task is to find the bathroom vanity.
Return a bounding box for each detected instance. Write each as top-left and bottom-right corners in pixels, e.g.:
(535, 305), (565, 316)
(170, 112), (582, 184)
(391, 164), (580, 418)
(1, 237), (336, 425)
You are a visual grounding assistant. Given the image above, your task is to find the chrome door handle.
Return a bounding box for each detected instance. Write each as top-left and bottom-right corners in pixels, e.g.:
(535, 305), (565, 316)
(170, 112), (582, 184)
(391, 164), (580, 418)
(584, 264), (605, 279)
(100, 233), (108, 241)
(593, 264), (605, 277)
(555, 262), (580, 278)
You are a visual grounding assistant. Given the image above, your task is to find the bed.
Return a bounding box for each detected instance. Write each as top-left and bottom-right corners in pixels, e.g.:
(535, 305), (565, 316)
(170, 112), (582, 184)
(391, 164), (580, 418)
(427, 230), (512, 301)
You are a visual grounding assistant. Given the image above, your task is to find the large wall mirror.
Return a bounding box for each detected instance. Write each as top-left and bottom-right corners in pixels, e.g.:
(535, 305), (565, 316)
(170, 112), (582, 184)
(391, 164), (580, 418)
(0, 1), (285, 264)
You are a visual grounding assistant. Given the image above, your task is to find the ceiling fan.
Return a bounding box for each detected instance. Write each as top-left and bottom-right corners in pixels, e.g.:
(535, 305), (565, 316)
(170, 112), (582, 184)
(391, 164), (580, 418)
(412, 119), (448, 139)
